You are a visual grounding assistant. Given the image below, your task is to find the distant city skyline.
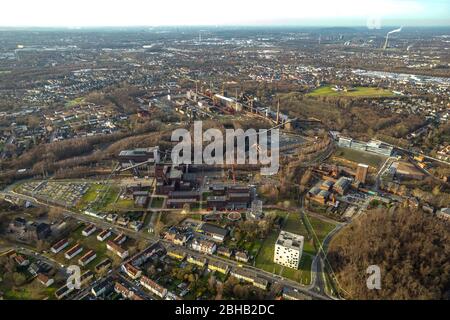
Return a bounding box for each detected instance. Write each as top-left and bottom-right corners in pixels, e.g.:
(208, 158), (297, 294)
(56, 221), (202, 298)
(0, 0), (449, 27)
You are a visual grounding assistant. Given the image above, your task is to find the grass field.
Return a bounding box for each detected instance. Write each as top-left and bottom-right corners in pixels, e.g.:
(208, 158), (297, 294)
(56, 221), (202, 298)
(278, 211), (316, 255)
(308, 86), (394, 97)
(65, 97), (85, 108)
(254, 210), (337, 285)
(77, 183), (120, 212)
(52, 224), (109, 273)
(307, 85), (393, 98)
(150, 197), (165, 209)
(0, 283), (58, 300)
(281, 254), (312, 285)
(334, 147), (386, 168)
(76, 183), (104, 210)
(255, 230), (313, 285)
(254, 231), (283, 275)
(112, 199), (136, 210)
(304, 215), (337, 246)
(227, 235), (263, 260)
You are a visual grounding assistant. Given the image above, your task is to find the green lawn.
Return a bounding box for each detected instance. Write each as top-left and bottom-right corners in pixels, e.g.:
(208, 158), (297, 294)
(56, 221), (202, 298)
(227, 236), (263, 260)
(89, 185), (120, 212)
(282, 254), (312, 285)
(110, 199), (135, 211)
(0, 279), (60, 300)
(307, 85), (393, 98)
(334, 147), (386, 168)
(241, 239), (263, 258)
(254, 228), (313, 285)
(254, 231), (283, 275)
(269, 211), (315, 255)
(76, 184), (105, 210)
(65, 97), (85, 108)
(282, 211), (309, 234)
(52, 224), (110, 273)
(303, 215), (337, 247)
(254, 211), (336, 285)
(150, 197), (165, 209)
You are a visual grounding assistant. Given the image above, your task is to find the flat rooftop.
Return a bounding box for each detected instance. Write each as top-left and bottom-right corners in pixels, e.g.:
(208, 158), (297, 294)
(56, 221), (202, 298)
(276, 231), (304, 250)
(119, 147), (159, 157)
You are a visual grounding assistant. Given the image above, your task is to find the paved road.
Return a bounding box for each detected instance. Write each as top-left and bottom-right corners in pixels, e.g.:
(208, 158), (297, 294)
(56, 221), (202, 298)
(1, 244), (67, 275)
(1, 189), (331, 300)
(309, 221), (345, 298)
(393, 144), (450, 167)
(295, 192), (345, 300)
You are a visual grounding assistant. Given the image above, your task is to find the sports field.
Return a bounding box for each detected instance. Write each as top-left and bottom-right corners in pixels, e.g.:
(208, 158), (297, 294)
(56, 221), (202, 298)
(334, 147), (386, 169)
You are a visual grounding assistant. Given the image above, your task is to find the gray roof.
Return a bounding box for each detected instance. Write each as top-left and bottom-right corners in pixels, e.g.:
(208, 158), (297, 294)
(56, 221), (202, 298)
(200, 223), (229, 237)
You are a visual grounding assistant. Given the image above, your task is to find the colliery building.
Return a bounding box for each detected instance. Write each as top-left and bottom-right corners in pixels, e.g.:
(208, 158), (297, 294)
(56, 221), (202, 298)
(337, 137), (394, 157)
(118, 147), (160, 167)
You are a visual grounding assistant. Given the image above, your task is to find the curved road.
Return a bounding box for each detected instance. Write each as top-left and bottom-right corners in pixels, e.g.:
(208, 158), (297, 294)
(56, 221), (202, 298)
(1, 188), (332, 300)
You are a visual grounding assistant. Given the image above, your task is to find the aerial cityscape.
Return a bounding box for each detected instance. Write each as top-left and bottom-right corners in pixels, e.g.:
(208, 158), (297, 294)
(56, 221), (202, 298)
(0, 0), (448, 308)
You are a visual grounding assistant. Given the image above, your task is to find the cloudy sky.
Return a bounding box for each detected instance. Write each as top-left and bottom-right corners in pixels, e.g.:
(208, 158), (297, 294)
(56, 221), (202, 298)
(0, 0), (448, 27)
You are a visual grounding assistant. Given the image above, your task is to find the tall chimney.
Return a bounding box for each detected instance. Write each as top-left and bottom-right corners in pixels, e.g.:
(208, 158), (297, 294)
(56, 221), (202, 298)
(276, 98), (280, 124)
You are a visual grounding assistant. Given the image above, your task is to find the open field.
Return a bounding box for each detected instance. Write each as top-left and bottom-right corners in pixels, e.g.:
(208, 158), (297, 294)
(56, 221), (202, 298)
(0, 282), (58, 300)
(93, 186), (120, 211)
(334, 147), (386, 168)
(268, 210), (316, 255)
(76, 183), (120, 212)
(254, 210), (337, 285)
(304, 215), (337, 246)
(307, 85), (394, 98)
(255, 229), (312, 285)
(112, 199), (135, 210)
(75, 183), (104, 210)
(254, 231), (283, 275)
(281, 254), (312, 285)
(65, 97), (85, 108)
(254, 211), (322, 285)
(150, 197), (165, 209)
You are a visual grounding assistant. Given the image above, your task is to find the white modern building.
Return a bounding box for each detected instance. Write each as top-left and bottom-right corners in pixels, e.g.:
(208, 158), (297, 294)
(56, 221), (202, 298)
(337, 136), (394, 157)
(274, 231), (304, 269)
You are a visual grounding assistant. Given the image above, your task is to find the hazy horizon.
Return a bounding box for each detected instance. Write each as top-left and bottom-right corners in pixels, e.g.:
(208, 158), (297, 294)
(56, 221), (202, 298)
(0, 0), (448, 28)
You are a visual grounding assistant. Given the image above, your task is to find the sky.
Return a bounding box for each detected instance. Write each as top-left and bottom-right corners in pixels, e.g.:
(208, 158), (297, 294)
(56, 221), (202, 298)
(0, 0), (448, 27)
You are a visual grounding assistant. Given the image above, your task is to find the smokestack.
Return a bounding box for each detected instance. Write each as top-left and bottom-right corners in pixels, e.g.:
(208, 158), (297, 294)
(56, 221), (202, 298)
(235, 88), (239, 111)
(383, 34), (390, 51)
(276, 98), (280, 124)
(384, 27), (402, 50)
